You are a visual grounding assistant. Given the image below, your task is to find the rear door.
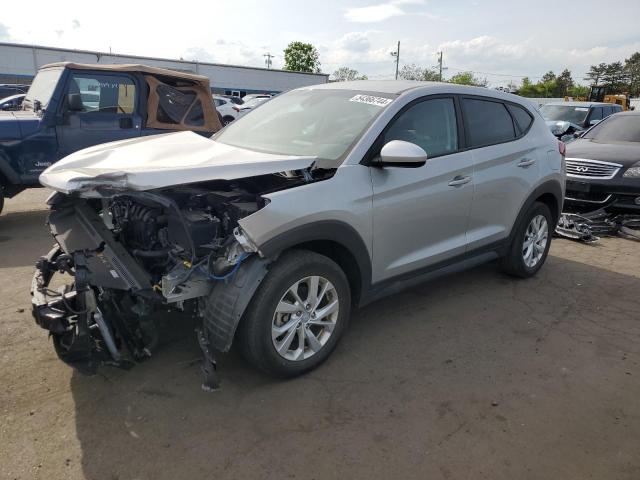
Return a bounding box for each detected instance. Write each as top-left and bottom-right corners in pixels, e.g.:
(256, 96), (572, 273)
(56, 71), (142, 157)
(461, 97), (539, 251)
(370, 96), (474, 281)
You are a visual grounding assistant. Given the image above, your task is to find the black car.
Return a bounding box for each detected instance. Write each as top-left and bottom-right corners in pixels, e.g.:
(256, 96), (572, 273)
(564, 111), (640, 213)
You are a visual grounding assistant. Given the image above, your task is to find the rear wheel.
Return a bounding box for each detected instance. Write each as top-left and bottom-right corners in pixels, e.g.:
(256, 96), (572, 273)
(238, 250), (351, 378)
(501, 202), (552, 278)
(222, 116), (235, 126)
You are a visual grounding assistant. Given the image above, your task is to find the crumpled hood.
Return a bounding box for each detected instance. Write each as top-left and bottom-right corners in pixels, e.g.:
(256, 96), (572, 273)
(40, 131), (316, 196)
(545, 120), (582, 136)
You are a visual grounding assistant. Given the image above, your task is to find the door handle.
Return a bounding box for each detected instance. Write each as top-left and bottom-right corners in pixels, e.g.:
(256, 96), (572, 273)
(518, 158), (535, 168)
(448, 175), (472, 187)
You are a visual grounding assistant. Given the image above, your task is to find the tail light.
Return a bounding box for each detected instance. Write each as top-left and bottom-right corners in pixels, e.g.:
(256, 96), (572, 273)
(558, 140), (566, 157)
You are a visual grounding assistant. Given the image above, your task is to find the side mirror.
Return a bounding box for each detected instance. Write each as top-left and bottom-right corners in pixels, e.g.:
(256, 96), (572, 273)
(67, 93), (84, 112)
(377, 140), (428, 167)
(589, 119), (601, 127)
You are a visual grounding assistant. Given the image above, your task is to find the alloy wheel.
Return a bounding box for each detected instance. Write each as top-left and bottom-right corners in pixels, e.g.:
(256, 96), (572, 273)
(271, 275), (339, 361)
(522, 214), (548, 268)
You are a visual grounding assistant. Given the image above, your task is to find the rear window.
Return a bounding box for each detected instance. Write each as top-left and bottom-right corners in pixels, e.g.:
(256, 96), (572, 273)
(462, 98), (515, 147)
(507, 104), (533, 135)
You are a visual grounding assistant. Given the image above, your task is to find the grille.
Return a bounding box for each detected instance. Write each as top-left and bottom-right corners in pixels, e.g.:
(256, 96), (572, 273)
(565, 158), (621, 179)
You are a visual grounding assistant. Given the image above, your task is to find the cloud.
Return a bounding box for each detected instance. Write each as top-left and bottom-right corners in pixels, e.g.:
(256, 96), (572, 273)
(344, 0), (428, 23)
(435, 35), (640, 87)
(337, 32), (372, 52)
(72, 19), (81, 29)
(182, 41), (276, 69)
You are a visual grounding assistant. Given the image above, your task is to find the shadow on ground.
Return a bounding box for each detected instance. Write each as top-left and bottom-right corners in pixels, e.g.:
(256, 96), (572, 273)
(0, 210), (50, 268)
(69, 254), (640, 480)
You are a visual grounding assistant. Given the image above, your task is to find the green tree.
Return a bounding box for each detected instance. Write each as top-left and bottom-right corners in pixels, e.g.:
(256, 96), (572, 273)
(283, 42), (321, 73)
(448, 71), (488, 87)
(603, 61), (630, 94)
(624, 52), (640, 97)
(398, 64), (423, 81)
(332, 67), (367, 81)
(567, 85), (589, 98)
(584, 63), (607, 85)
(556, 69), (574, 96)
(398, 64), (440, 81)
(541, 71), (556, 83)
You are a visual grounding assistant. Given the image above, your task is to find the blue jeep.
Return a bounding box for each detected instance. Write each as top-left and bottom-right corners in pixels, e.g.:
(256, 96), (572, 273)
(0, 62), (221, 214)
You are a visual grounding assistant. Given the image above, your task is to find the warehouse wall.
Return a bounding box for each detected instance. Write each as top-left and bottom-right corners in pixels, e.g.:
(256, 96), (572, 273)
(0, 42), (329, 94)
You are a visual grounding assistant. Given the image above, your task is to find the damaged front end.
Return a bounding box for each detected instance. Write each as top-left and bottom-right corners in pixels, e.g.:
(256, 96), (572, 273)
(30, 172), (317, 388)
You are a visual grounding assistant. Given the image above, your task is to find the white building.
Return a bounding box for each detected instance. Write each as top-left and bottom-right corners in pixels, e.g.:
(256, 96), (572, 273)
(0, 42), (329, 96)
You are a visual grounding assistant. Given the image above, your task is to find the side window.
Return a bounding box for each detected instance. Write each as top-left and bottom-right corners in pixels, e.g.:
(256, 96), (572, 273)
(589, 107), (603, 122)
(602, 106), (613, 117)
(214, 98), (224, 107)
(462, 98), (515, 147)
(383, 97), (458, 158)
(506, 104), (533, 135)
(67, 73), (136, 114)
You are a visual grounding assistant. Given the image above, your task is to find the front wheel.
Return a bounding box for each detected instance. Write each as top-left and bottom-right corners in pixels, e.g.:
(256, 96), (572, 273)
(501, 202), (553, 278)
(238, 250), (351, 378)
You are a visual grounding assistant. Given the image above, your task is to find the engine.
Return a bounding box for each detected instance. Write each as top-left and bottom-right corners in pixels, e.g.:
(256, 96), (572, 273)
(108, 186), (261, 289)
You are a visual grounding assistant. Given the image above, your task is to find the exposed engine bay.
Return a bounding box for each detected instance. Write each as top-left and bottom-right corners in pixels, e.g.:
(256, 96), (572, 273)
(31, 168), (331, 389)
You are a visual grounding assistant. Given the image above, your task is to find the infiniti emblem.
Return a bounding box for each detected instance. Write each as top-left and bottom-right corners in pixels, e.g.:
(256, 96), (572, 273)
(575, 166), (589, 173)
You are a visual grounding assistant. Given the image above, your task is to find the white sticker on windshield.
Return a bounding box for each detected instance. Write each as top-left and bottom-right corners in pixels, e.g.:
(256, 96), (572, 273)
(349, 94), (393, 107)
(574, 107), (589, 111)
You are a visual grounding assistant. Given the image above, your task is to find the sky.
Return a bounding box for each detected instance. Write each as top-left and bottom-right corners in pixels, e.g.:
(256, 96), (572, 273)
(1, 0), (639, 87)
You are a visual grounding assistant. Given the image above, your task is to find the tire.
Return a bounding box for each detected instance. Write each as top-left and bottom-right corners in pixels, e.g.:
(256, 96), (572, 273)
(501, 201), (553, 278)
(238, 250), (351, 378)
(0, 185), (4, 216)
(222, 116), (234, 126)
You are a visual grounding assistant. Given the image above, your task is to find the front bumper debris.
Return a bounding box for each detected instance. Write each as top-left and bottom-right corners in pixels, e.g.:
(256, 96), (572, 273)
(555, 209), (640, 243)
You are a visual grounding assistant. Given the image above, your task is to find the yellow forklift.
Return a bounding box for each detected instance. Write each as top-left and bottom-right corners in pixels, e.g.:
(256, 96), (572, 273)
(565, 85), (631, 110)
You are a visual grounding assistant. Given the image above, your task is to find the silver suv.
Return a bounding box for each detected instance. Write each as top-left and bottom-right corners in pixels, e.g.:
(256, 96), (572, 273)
(32, 81), (565, 387)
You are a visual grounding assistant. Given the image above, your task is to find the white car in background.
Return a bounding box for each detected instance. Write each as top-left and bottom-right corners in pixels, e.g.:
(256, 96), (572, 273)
(234, 96), (270, 120)
(242, 93), (272, 103)
(213, 95), (240, 125)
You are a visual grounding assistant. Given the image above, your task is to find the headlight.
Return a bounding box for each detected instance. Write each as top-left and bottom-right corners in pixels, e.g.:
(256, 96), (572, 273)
(623, 166), (640, 178)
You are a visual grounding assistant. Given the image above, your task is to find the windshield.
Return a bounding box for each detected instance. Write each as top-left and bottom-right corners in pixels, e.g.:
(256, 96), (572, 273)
(215, 89), (394, 161)
(540, 104), (589, 125)
(23, 68), (64, 111)
(583, 115), (640, 142)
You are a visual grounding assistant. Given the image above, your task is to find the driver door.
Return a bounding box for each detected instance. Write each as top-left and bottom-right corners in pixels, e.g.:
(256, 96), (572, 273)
(56, 71), (142, 157)
(370, 96), (474, 282)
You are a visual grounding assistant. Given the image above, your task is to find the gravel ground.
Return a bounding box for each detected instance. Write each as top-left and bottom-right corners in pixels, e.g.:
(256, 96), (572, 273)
(1, 189), (639, 480)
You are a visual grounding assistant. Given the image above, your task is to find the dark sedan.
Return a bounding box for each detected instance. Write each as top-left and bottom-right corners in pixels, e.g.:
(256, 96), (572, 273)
(564, 111), (640, 213)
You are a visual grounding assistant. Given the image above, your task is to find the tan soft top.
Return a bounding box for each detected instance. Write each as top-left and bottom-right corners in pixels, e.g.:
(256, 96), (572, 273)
(42, 62), (210, 85)
(42, 62), (221, 132)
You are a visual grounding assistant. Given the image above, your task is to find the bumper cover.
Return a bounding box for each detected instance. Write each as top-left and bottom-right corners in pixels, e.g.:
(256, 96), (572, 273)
(565, 176), (640, 213)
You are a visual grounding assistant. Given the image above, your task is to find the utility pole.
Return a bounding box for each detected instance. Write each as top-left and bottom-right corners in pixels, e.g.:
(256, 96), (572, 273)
(390, 41), (400, 80)
(437, 51), (443, 81)
(264, 52), (274, 69)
